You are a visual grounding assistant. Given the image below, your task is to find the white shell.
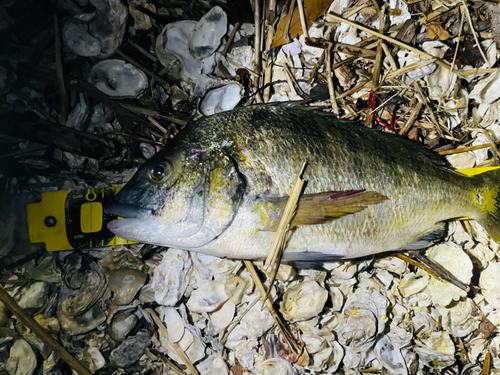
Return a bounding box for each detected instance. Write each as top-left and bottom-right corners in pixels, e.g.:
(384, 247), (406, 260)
(280, 281), (328, 322)
(82, 347), (106, 373)
(6, 340), (37, 375)
(199, 83), (243, 116)
(17, 281), (49, 309)
(188, 6), (227, 59)
(337, 289), (388, 352)
(253, 358), (297, 375)
(398, 270), (429, 298)
(208, 300), (235, 329)
(480, 262), (500, 308)
(196, 354), (230, 375)
(152, 249), (192, 306)
(447, 298), (479, 338)
(374, 335), (408, 375)
(187, 280), (229, 313)
(159, 306), (185, 343)
(425, 242), (473, 306)
(89, 59), (148, 98)
(470, 70), (500, 104)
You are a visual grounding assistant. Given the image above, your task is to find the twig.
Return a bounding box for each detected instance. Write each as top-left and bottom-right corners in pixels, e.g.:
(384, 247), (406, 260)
(283, 0), (296, 43)
(243, 261), (301, 354)
(116, 49), (170, 88)
(147, 116), (168, 135)
(0, 284), (91, 375)
(220, 294), (262, 345)
(149, 349), (189, 375)
(296, 0), (309, 38)
(412, 81), (444, 138)
(119, 103), (188, 126)
(407, 251), (470, 292)
(381, 43), (398, 70)
(372, 6), (387, 89)
(127, 39), (158, 62)
(325, 49), (339, 114)
(146, 308), (199, 375)
(54, 16), (68, 125)
(465, 127), (500, 160)
(399, 102), (422, 135)
(438, 141), (500, 156)
(385, 59), (437, 80)
(222, 22), (241, 57)
(254, 0), (261, 67)
(461, 1), (491, 68)
(327, 12), (454, 73)
(264, 162), (307, 270)
(444, 9), (465, 99)
(481, 352), (491, 375)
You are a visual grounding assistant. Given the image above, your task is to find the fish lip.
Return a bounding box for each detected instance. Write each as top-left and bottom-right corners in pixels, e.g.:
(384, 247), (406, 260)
(104, 203), (152, 219)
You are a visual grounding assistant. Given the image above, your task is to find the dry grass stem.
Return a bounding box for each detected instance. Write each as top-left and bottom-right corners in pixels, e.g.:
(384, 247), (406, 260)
(54, 16), (68, 125)
(221, 22), (241, 57)
(243, 260), (301, 354)
(0, 284), (91, 375)
(461, 1), (491, 68)
(264, 162), (307, 270)
(381, 42), (398, 70)
(296, 0), (309, 38)
(283, 0), (296, 43)
(412, 81), (444, 138)
(119, 103), (187, 126)
(438, 141), (500, 156)
(146, 308), (199, 375)
(394, 253), (444, 283)
(465, 127), (500, 160)
(325, 49), (339, 114)
(220, 293), (262, 345)
(127, 39), (158, 62)
(149, 349), (189, 375)
(385, 59), (437, 80)
(116, 49), (170, 88)
(481, 352), (491, 375)
(327, 12), (454, 73)
(444, 10), (465, 98)
(146, 115), (168, 135)
(399, 102), (422, 135)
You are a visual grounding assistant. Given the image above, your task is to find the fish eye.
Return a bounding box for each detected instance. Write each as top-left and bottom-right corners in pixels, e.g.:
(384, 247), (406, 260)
(148, 161), (171, 183)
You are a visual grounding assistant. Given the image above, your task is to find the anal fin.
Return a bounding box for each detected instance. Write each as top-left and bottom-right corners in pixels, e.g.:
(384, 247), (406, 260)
(401, 223), (447, 250)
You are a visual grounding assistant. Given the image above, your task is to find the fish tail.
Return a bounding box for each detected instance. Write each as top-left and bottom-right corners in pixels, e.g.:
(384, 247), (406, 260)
(471, 169), (500, 241)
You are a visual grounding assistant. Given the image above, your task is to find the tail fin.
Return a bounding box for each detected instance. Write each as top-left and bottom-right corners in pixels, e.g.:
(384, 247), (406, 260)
(467, 167), (500, 242)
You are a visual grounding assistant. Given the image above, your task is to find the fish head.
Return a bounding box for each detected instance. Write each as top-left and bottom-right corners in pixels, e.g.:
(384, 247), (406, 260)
(106, 145), (246, 249)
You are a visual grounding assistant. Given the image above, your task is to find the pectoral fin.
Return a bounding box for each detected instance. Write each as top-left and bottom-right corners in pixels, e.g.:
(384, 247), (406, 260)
(263, 189), (388, 231)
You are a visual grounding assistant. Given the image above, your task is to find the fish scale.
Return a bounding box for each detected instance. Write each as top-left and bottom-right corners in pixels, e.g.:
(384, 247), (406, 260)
(106, 104), (500, 260)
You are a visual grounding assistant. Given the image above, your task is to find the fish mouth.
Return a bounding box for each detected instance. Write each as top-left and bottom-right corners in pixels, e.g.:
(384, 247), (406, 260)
(105, 203), (153, 234)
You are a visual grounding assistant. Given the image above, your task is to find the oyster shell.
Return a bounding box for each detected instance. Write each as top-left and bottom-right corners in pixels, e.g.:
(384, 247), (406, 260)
(199, 82), (243, 116)
(280, 281), (328, 322)
(108, 268), (147, 305)
(152, 249), (192, 306)
(480, 262), (500, 308)
(6, 339), (37, 375)
(187, 280), (229, 313)
(89, 59), (148, 98)
(253, 358), (297, 375)
(109, 313), (138, 342)
(109, 328), (151, 367)
(17, 281), (48, 309)
(62, 0), (128, 58)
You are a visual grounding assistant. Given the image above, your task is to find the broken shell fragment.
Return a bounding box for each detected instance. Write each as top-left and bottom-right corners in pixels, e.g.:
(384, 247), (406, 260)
(480, 262), (500, 308)
(280, 281), (328, 322)
(17, 281), (49, 309)
(209, 299), (235, 329)
(89, 59), (148, 98)
(152, 249), (192, 306)
(108, 268), (147, 305)
(109, 313), (138, 342)
(254, 358), (297, 375)
(199, 82), (243, 116)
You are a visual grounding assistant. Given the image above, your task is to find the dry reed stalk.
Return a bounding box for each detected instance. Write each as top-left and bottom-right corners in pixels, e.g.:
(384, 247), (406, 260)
(54, 16), (68, 125)
(146, 308), (199, 375)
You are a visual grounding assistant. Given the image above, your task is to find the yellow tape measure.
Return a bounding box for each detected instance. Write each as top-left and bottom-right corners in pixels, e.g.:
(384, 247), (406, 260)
(26, 187), (136, 251)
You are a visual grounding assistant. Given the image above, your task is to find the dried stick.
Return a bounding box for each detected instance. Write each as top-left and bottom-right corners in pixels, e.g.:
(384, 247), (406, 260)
(243, 261), (301, 354)
(54, 16), (68, 125)
(283, 0), (296, 43)
(147, 115), (168, 135)
(325, 49), (339, 114)
(372, 6), (387, 89)
(461, 1), (491, 68)
(296, 0), (309, 38)
(264, 162), (307, 270)
(0, 285), (91, 375)
(116, 50), (170, 88)
(149, 349), (189, 375)
(444, 9), (465, 98)
(222, 22), (241, 57)
(327, 12), (454, 73)
(438, 141), (500, 156)
(465, 127), (500, 160)
(385, 59), (436, 80)
(412, 81), (444, 138)
(127, 39), (158, 62)
(399, 102), (422, 135)
(146, 308), (199, 375)
(381, 43), (398, 70)
(407, 251), (469, 292)
(481, 352), (491, 375)
(254, 0), (261, 67)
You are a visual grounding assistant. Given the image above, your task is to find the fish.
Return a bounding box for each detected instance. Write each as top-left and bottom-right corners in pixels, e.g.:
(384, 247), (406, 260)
(105, 103), (500, 261)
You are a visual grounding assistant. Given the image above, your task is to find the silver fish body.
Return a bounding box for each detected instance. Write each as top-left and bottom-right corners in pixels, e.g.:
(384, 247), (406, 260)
(107, 104), (500, 260)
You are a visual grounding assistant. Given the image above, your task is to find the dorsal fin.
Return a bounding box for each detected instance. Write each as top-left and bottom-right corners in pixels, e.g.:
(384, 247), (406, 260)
(263, 190), (389, 231)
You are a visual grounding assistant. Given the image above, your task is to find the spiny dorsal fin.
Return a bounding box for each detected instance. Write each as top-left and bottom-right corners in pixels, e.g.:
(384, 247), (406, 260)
(263, 190), (388, 231)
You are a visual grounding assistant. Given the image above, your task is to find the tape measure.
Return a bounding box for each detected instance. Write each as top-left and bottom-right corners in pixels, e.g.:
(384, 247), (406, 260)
(26, 187), (136, 251)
